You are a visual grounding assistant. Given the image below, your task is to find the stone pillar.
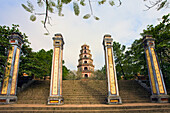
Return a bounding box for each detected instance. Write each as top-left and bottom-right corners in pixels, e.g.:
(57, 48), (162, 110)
(48, 33), (64, 105)
(103, 34), (122, 104)
(143, 35), (169, 103)
(0, 33), (24, 104)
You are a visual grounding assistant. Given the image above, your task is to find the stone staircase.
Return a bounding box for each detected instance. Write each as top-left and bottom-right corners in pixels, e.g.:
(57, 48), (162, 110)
(119, 80), (151, 103)
(3, 79), (169, 112)
(17, 80), (50, 104)
(17, 80), (151, 104)
(63, 80), (107, 104)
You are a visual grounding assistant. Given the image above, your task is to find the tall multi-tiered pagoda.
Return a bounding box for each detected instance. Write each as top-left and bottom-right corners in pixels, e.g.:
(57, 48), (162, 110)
(77, 44), (94, 78)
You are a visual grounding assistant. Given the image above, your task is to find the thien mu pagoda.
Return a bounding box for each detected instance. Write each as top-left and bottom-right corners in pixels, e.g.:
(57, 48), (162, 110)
(77, 44), (95, 78)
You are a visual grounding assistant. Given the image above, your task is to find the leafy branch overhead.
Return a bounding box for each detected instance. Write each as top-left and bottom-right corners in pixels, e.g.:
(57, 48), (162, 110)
(21, 0), (121, 27)
(143, 0), (169, 11)
(21, 0), (169, 33)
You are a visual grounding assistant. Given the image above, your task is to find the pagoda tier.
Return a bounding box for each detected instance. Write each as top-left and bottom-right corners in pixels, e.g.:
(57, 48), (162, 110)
(77, 44), (94, 78)
(79, 53), (92, 57)
(78, 58), (93, 62)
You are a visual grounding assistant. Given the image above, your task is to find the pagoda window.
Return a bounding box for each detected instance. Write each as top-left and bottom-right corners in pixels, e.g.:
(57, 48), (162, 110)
(56, 41), (60, 44)
(84, 50), (86, 53)
(84, 47), (86, 49)
(84, 67), (88, 70)
(84, 61), (87, 63)
(10, 40), (15, 43)
(84, 55), (87, 58)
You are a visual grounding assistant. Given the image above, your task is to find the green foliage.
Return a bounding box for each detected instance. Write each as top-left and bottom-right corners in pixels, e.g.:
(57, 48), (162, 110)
(93, 69), (106, 80)
(157, 0), (167, 10)
(49, 1), (56, 7)
(21, 1), (35, 13)
(144, 0), (169, 11)
(27, 1), (34, 11)
(75, 71), (83, 80)
(64, 70), (82, 80)
(56, 2), (63, 16)
(83, 14), (91, 19)
(48, 1), (56, 13)
(19, 48), (53, 78)
(93, 16), (100, 20)
(62, 0), (72, 4)
(83, 15), (99, 20)
(80, 0), (86, 6)
(64, 71), (76, 80)
(90, 65), (106, 80)
(22, 4), (33, 13)
(112, 41), (127, 79)
(124, 39), (147, 77)
(20, 47), (70, 79)
(98, 0), (106, 5)
(37, 0), (44, 7)
(73, 2), (80, 16)
(44, 33), (50, 35)
(109, 0), (115, 6)
(62, 63), (70, 80)
(30, 15), (36, 21)
(101, 65), (106, 75)
(48, 7), (54, 13)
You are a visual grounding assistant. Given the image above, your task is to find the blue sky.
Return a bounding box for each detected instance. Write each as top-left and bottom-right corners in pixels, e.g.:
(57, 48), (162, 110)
(0, 0), (169, 70)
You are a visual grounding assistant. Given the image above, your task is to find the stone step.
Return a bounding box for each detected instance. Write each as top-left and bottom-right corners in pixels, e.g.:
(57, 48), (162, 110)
(63, 98), (105, 100)
(63, 96), (106, 98)
(1, 104), (170, 110)
(63, 89), (107, 91)
(1, 108), (170, 113)
(17, 100), (47, 104)
(0, 104), (170, 113)
(63, 93), (106, 95)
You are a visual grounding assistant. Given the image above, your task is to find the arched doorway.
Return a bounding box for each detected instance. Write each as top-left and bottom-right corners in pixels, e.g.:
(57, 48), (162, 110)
(85, 74), (88, 78)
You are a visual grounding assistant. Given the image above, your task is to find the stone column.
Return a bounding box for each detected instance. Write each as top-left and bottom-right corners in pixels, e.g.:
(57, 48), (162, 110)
(48, 33), (64, 105)
(143, 35), (169, 103)
(103, 34), (122, 104)
(0, 33), (24, 104)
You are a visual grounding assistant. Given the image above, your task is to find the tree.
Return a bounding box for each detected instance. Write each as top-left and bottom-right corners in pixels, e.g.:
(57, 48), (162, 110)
(112, 41), (126, 79)
(141, 13), (170, 88)
(36, 49), (53, 77)
(62, 60), (70, 80)
(64, 70), (76, 80)
(124, 39), (148, 80)
(93, 69), (106, 80)
(101, 65), (106, 76)
(0, 25), (30, 81)
(19, 48), (53, 79)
